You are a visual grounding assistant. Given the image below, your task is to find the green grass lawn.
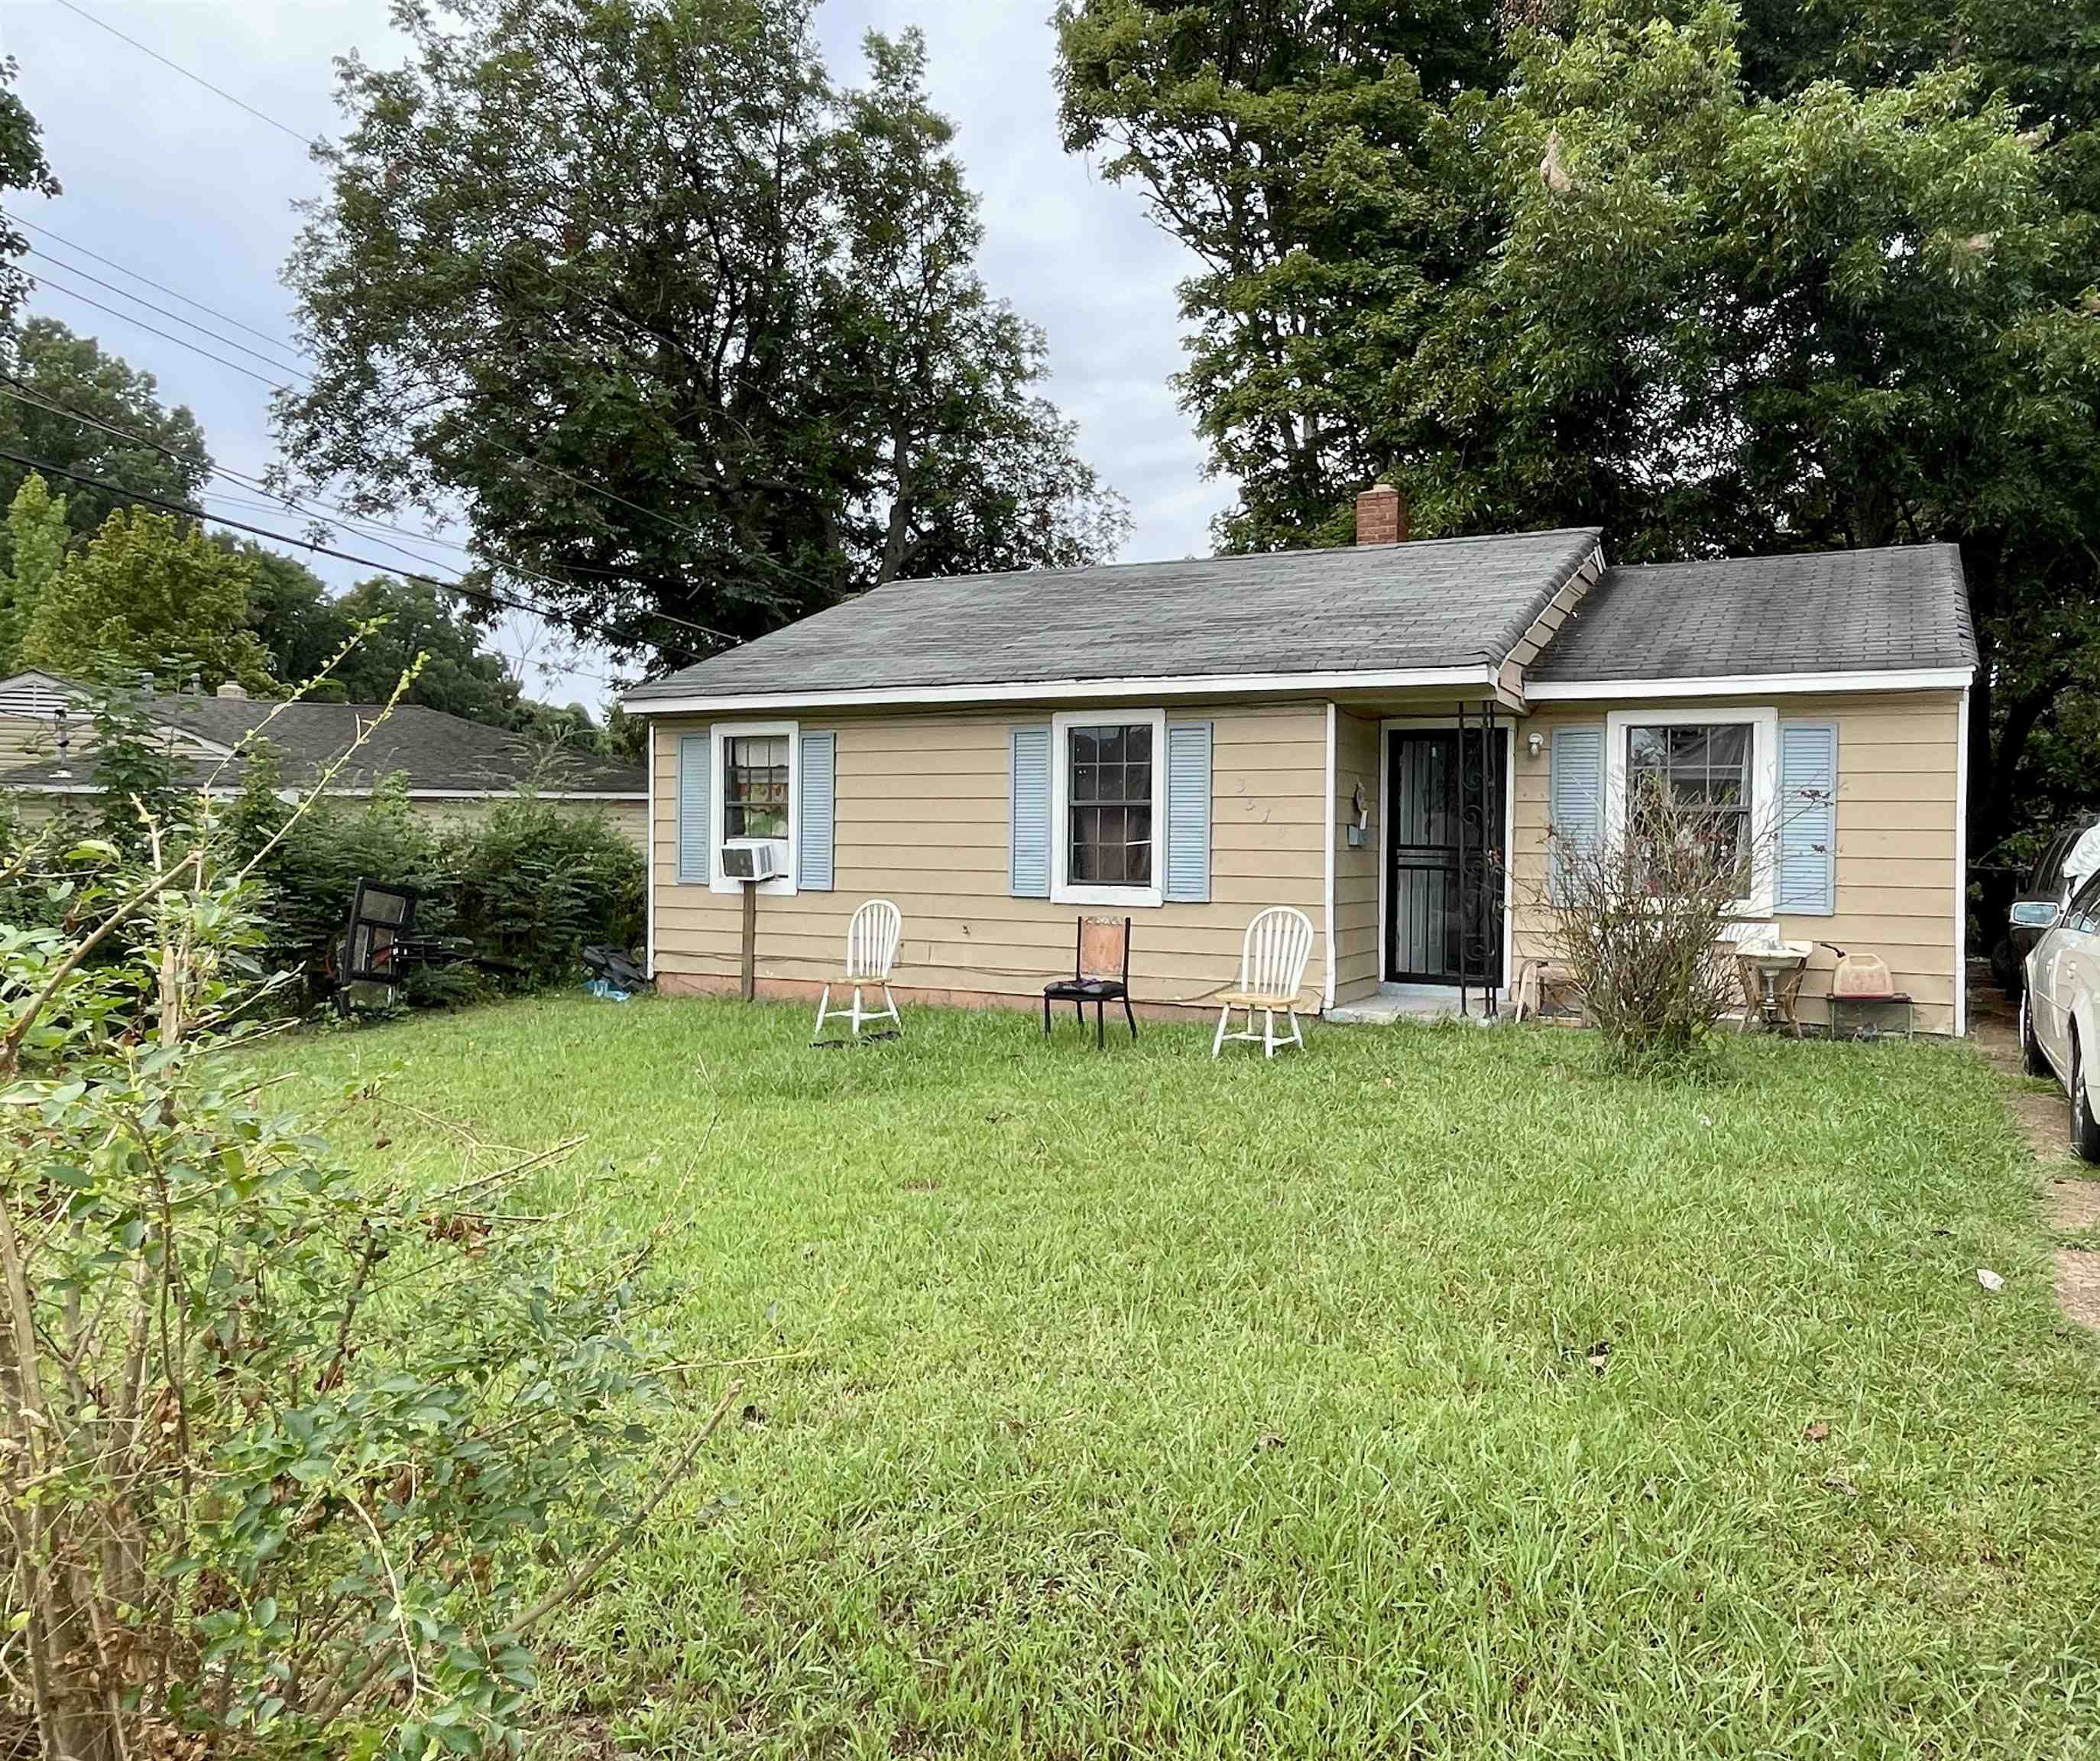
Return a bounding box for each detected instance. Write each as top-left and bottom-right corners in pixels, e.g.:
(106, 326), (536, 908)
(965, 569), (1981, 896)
(251, 997), (2100, 1758)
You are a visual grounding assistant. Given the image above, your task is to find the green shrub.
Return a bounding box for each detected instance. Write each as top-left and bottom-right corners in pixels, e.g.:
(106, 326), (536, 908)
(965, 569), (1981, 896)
(239, 777), (643, 1008)
(243, 773), (452, 1000)
(442, 796), (645, 986)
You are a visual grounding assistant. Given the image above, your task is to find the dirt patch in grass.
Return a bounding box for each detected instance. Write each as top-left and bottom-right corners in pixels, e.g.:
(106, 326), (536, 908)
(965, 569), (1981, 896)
(2008, 1089), (2071, 1164)
(2054, 1248), (2100, 1330)
(1971, 979), (2100, 1326)
(2047, 1174), (2100, 1231)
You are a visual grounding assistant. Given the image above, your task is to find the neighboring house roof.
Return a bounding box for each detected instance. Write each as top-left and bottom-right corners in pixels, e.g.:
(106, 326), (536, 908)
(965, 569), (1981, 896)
(1527, 544), (1977, 685)
(0, 687), (644, 799)
(626, 527), (1607, 704)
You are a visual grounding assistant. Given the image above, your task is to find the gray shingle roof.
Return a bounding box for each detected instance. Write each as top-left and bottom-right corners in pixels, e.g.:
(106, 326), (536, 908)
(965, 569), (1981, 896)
(627, 527), (1606, 702)
(1528, 545), (1976, 683)
(2, 699), (643, 796)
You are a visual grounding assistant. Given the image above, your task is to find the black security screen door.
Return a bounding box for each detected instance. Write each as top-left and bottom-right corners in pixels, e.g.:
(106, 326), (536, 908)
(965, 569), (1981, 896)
(1385, 728), (1506, 986)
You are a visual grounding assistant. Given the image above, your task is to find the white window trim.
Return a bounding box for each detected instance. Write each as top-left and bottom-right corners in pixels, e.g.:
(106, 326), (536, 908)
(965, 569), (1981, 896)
(1050, 706), (1167, 908)
(709, 718), (799, 897)
(1603, 705), (1779, 918)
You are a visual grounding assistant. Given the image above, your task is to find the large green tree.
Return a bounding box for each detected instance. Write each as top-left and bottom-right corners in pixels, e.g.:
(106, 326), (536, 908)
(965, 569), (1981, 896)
(0, 318), (212, 556)
(327, 572), (523, 722)
(277, 0), (1128, 668)
(0, 469), (66, 670)
(1055, 0), (2100, 845)
(21, 504), (277, 692)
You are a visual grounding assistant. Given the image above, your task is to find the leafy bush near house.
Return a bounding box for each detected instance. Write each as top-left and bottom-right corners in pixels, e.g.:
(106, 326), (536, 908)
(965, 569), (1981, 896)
(443, 796), (646, 981)
(230, 764), (643, 1005)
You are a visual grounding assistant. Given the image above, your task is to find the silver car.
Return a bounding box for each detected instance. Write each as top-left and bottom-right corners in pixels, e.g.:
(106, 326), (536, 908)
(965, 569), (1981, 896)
(2018, 868), (2100, 1162)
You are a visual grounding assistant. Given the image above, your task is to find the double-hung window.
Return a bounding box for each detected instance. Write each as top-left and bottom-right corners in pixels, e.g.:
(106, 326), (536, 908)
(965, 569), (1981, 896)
(1050, 708), (1166, 906)
(724, 735), (791, 840)
(1625, 722), (1753, 879)
(1603, 707), (1778, 914)
(709, 719), (799, 895)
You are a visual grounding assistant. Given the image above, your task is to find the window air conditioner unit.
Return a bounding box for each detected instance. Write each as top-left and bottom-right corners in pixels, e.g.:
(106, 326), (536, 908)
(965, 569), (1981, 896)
(720, 843), (781, 882)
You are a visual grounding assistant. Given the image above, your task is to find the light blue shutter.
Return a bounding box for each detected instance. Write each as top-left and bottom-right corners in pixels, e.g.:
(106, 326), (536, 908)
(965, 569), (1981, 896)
(1163, 720), (1212, 903)
(797, 731), (835, 890)
(1777, 722), (1837, 915)
(676, 731), (710, 884)
(1549, 725), (1604, 900)
(1009, 725), (1052, 898)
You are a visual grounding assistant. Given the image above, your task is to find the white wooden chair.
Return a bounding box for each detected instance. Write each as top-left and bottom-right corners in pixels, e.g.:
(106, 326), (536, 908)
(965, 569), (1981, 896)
(813, 900), (903, 1043)
(1213, 906), (1316, 1058)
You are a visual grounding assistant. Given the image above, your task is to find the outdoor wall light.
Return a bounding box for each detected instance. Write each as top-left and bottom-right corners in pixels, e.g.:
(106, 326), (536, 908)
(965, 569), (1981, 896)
(1345, 781), (1369, 847)
(1527, 731), (1544, 759)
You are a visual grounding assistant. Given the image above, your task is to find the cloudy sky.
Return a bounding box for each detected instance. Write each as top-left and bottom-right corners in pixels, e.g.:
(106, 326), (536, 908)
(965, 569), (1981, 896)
(0, 0), (1230, 709)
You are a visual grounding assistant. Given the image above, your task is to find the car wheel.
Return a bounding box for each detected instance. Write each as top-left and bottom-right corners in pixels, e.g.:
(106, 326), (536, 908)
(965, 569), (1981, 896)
(2072, 1034), (2100, 1165)
(2021, 991), (2051, 1077)
(1995, 937), (2023, 998)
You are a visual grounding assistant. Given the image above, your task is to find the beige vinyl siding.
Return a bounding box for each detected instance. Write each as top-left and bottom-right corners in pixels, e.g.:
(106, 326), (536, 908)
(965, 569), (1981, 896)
(1509, 690), (1964, 1034)
(650, 702), (1332, 1010)
(0, 719), (224, 771)
(0, 714), (56, 767)
(1332, 709), (1382, 1003)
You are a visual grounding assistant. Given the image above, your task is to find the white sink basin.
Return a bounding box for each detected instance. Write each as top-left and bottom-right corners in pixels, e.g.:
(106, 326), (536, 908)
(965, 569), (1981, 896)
(1740, 939), (1812, 973)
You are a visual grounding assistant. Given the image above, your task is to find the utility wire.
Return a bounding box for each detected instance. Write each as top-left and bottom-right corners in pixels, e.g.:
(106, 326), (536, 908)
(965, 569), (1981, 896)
(28, 273), (288, 388)
(0, 299), (635, 578)
(24, 248), (310, 377)
(0, 374), (734, 651)
(2, 373), (465, 577)
(7, 222), (836, 603)
(0, 443), (710, 672)
(20, 12), (835, 624)
(16, 229), (796, 616)
(51, 0), (321, 150)
(8, 209), (305, 352)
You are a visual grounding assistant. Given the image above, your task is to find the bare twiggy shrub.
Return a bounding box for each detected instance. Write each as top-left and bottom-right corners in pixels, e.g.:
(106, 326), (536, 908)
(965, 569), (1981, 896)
(1538, 773), (1762, 1072)
(0, 658), (735, 1761)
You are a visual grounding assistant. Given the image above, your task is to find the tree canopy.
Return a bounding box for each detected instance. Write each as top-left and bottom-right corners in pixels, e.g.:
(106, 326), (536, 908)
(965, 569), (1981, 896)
(277, 0), (1129, 670)
(21, 504), (277, 693)
(1054, 0), (2100, 843)
(329, 573), (523, 723)
(0, 318), (211, 558)
(0, 469), (66, 670)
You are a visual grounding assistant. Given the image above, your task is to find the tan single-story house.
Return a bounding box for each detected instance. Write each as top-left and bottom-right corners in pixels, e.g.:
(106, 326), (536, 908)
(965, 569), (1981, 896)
(0, 670), (649, 843)
(623, 487), (1978, 1035)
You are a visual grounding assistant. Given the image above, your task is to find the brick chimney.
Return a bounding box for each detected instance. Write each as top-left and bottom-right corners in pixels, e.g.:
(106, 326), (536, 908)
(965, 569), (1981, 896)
(1355, 481), (1408, 546)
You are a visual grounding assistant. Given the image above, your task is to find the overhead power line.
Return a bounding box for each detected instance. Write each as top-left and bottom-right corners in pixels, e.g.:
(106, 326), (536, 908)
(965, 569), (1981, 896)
(51, 0), (321, 150)
(22, 12), (837, 637)
(8, 209), (306, 352)
(27, 273), (290, 388)
(0, 374), (737, 651)
(0, 443), (709, 673)
(25, 248), (309, 378)
(11, 211), (812, 612)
